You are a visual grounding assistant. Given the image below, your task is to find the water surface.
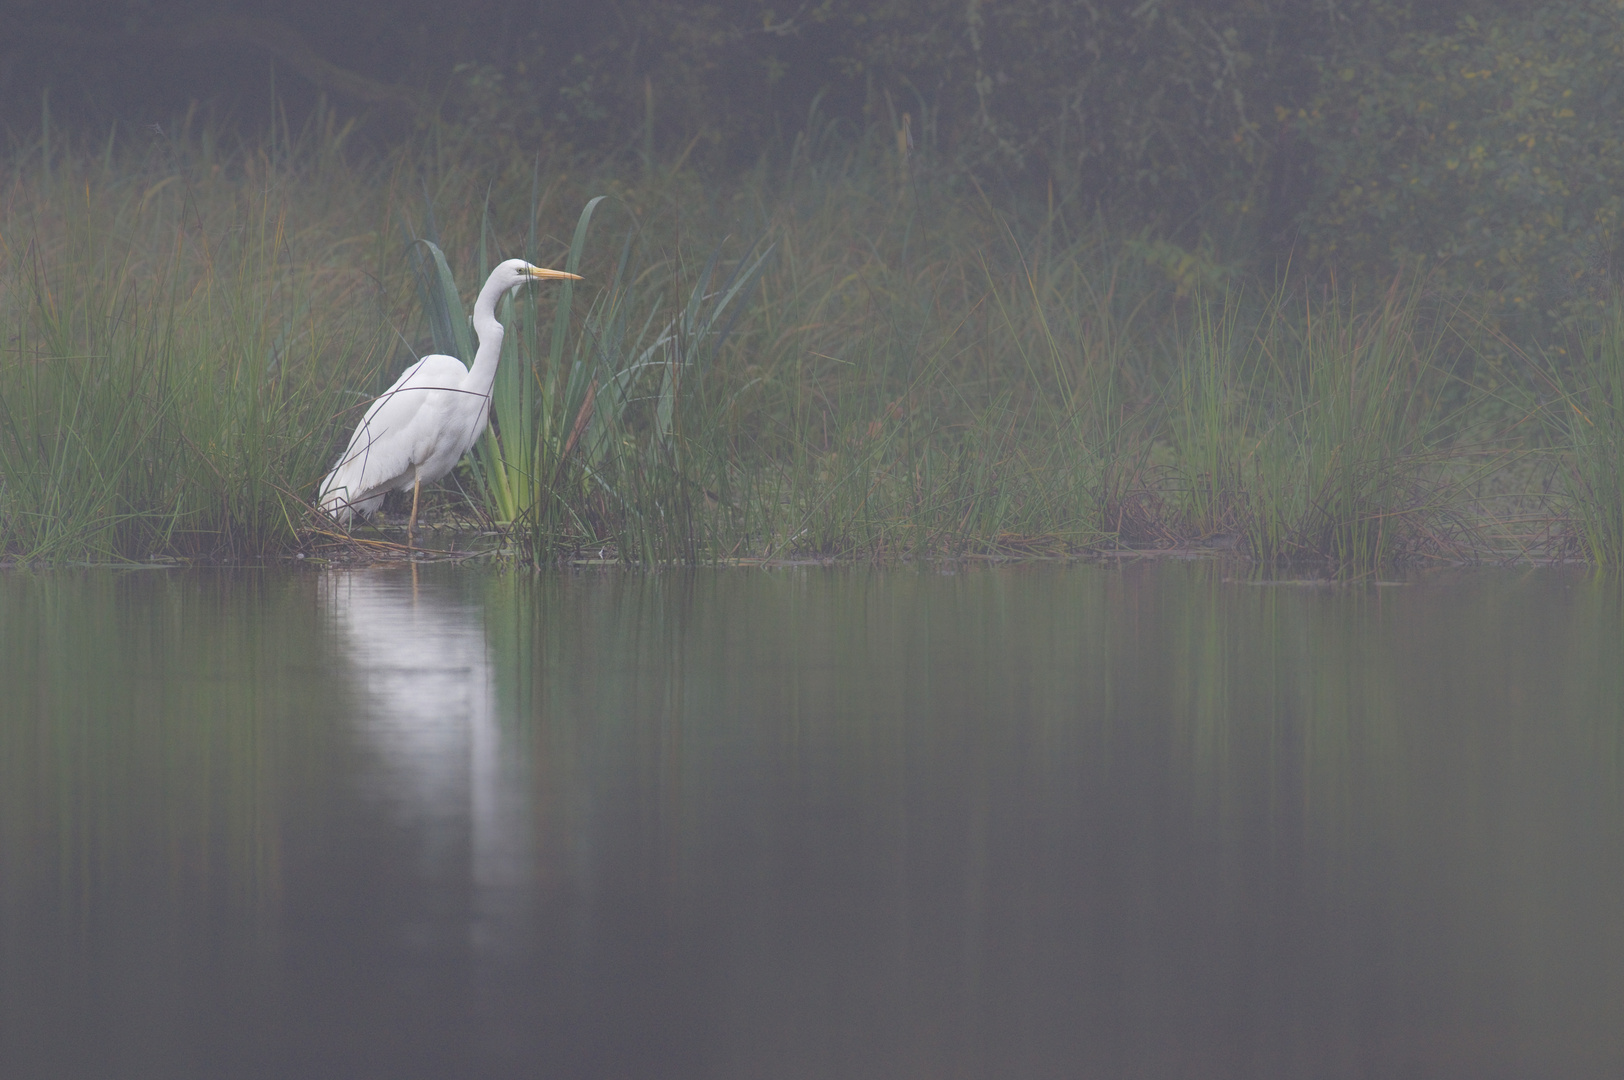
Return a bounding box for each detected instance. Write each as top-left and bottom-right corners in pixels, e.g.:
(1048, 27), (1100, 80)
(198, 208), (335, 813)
(2, 563), (1621, 1079)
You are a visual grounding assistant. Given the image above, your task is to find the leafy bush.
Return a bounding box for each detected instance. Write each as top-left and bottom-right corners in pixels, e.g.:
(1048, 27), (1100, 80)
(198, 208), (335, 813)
(1297, 1), (1624, 332)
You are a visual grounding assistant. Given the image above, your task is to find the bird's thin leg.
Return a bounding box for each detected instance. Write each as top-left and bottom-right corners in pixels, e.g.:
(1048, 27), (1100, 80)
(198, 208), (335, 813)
(407, 469), (422, 550)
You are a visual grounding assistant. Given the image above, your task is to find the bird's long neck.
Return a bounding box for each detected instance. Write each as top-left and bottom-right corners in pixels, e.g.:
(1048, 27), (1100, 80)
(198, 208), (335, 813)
(465, 277), (509, 398)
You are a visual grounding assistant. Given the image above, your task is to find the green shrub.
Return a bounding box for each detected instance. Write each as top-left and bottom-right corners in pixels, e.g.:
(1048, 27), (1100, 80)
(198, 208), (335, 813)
(1298, 1), (1624, 334)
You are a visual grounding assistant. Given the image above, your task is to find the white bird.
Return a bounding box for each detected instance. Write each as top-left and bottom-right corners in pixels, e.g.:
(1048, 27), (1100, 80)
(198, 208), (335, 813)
(318, 258), (581, 545)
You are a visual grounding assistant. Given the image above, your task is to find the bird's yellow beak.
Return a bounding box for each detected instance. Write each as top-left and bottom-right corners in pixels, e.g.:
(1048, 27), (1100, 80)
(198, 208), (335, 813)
(525, 266), (583, 281)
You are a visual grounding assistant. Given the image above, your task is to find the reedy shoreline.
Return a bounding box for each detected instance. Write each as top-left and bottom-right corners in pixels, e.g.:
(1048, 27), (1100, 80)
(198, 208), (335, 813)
(1, 116), (1615, 574)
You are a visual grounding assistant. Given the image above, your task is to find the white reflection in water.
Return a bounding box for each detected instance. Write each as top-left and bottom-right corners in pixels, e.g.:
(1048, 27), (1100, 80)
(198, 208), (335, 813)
(322, 570), (531, 957)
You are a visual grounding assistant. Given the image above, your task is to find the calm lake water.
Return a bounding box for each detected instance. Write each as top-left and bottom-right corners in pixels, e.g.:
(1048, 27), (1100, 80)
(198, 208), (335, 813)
(2, 562), (1621, 1079)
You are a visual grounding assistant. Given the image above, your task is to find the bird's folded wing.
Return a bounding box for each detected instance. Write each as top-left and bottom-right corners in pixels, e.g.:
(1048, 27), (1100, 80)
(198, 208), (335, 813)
(319, 355), (468, 509)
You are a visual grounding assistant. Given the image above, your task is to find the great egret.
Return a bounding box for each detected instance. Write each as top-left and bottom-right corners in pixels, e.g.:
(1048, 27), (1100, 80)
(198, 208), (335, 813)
(318, 258), (582, 545)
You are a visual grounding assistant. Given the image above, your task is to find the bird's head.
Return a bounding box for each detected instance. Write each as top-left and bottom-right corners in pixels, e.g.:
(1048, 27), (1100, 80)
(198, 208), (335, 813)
(493, 257), (582, 294)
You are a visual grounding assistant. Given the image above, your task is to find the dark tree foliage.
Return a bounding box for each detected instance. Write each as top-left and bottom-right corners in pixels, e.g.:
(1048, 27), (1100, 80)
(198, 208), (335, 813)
(7, 0), (1624, 317)
(438, 0), (1337, 236)
(1297, 0), (1624, 326)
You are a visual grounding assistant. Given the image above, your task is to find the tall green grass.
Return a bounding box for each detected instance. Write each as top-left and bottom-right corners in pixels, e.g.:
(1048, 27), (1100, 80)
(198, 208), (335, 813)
(1168, 282), (1457, 574)
(1242, 284), (1454, 571)
(1561, 305), (1624, 565)
(1, 114), (386, 560)
(387, 134), (1157, 563)
(0, 111), (1587, 570)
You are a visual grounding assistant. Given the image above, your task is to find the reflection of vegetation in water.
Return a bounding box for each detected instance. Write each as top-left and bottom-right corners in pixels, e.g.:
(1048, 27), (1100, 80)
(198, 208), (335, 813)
(2, 565), (1622, 1072)
(482, 563), (1610, 906)
(3, 117), (1620, 572)
(476, 564), (1624, 1071)
(0, 573), (339, 926)
(1159, 574), (1409, 884)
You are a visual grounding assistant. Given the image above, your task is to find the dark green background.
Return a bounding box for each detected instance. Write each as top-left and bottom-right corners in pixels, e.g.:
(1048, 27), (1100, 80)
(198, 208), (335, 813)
(8, 2), (1623, 321)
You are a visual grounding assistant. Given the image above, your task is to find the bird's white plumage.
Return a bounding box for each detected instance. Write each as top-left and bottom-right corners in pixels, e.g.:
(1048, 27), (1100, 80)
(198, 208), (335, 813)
(318, 258), (580, 529)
